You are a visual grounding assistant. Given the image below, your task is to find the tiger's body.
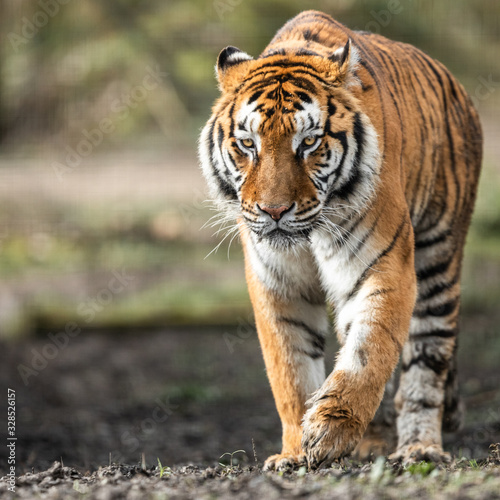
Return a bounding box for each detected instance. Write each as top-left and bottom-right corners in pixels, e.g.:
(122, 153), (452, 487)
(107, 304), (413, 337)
(199, 11), (482, 470)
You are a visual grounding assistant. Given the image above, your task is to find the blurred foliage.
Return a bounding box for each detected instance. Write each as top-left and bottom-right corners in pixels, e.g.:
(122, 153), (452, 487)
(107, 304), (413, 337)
(0, 0), (500, 337)
(0, 0), (500, 151)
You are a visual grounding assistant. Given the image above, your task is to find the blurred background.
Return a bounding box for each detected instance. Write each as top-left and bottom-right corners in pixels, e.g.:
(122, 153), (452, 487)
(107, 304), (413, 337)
(0, 0), (499, 473)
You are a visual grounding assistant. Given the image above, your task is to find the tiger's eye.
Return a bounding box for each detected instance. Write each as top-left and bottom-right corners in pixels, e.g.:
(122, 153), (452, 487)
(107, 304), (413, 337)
(242, 138), (254, 148)
(303, 136), (317, 147)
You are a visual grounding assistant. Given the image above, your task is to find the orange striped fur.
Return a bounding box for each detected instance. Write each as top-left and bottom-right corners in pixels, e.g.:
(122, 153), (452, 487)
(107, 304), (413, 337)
(199, 11), (482, 469)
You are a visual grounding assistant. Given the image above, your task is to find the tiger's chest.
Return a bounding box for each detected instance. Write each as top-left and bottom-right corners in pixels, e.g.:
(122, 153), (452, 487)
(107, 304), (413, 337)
(245, 223), (378, 307)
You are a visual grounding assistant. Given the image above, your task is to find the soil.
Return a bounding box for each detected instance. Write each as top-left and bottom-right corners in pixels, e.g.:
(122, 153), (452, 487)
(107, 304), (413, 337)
(2, 457), (500, 499)
(0, 328), (499, 499)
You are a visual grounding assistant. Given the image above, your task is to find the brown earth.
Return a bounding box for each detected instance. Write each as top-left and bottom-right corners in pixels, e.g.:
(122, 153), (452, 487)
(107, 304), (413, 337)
(0, 328), (499, 498)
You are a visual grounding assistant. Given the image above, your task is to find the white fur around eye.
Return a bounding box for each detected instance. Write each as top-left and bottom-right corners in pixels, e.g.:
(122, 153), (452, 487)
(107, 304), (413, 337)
(292, 99), (323, 154)
(235, 102), (262, 152)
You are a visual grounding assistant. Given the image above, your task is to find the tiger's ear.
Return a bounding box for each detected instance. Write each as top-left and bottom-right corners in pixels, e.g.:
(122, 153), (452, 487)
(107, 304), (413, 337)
(216, 46), (254, 93)
(326, 39), (359, 87)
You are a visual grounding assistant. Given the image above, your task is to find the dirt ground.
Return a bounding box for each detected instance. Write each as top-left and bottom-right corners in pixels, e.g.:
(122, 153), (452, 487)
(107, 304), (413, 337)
(1, 457), (500, 499)
(0, 328), (499, 498)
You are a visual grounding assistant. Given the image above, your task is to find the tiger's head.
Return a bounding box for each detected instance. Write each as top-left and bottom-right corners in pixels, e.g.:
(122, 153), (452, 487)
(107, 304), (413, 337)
(199, 40), (380, 250)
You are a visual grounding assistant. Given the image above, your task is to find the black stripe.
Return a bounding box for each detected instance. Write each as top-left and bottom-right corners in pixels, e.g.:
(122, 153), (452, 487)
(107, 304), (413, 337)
(416, 168), (449, 235)
(248, 89), (264, 104)
(209, 121), (238, 201)
(295, 347), (323, 360)
(419, 270), (460, 301)
(416, 257), (453, 281)
(405, 74), (430, 219)
(296, 210), (321, 224)
(370, 48), (406, 178)
(295, 202), (320, 216)
(332, 113), (365, 200)
(228, 102), (236, 138)
(415, 228), (452, 249)
(404, 61), (443, 225)
(355, 53), (386, 164)
(217, 123), (224, 150)
(413, 297), (459, 318)
(402, 353), (449, 375)
(349, 214), (381, 258)
(357, 348), (368, 367)
(324, 130), (348, 203)
(334, 165), (361, 200)
(278, 317), (326, 351)
(367, 287), (396, 298)
(410, 52), (443, 102)
(399, 399), (441, 411)
(418, 54), (462, 216)
(342, 212), (366, 236)
(254, 60), (320, 71)
(410, 328), (457, 339)
(214, 174), (237, 200)
(207, 117), (216, 163)
(217, 123), (237, 185)
(296, 90), (312, 104)
(327, 99), (337, 117)
(242, 73), (318, 95)
(347, 216), (408, 300)
(300, 292), (325, 306)
(239, 67), (327, 93)
(296, 48), (321, 57)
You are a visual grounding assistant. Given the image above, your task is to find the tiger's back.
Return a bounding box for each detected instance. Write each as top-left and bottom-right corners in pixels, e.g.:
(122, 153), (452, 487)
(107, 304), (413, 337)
(199, 10), (482, 468)
(266, 12), (482, 231)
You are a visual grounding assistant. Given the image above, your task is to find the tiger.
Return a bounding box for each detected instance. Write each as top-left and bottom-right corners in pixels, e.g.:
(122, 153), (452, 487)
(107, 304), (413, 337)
(199, 10), (482, 470)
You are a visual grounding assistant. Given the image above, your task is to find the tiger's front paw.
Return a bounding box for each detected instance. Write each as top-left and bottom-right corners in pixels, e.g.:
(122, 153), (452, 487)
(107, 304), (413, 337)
(263, 452), (307, 471)
(389, 443), (451, 464)
(301, 395), (365, 469)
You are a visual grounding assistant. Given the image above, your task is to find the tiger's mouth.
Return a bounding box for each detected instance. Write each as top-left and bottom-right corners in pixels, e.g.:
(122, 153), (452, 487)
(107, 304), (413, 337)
(257, 227), (312, 249)
(246, 219), (316, 249)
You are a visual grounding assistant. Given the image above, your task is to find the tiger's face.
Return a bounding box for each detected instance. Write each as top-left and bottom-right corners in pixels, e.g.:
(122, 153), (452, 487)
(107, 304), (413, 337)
(199, 43), (380, 249)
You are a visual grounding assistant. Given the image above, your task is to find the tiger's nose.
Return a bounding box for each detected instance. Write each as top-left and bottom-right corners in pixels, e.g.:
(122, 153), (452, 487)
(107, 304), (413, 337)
(258, 204), (291, 221)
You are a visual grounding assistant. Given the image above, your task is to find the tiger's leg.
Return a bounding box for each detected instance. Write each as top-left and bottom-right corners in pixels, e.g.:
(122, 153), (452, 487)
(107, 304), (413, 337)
(442, 343), (465, 433)
(353, 373), (397, 460)
(241, 233), (329, 471)
(390, 232), (465, 463)
(302, 211), (417, 467)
